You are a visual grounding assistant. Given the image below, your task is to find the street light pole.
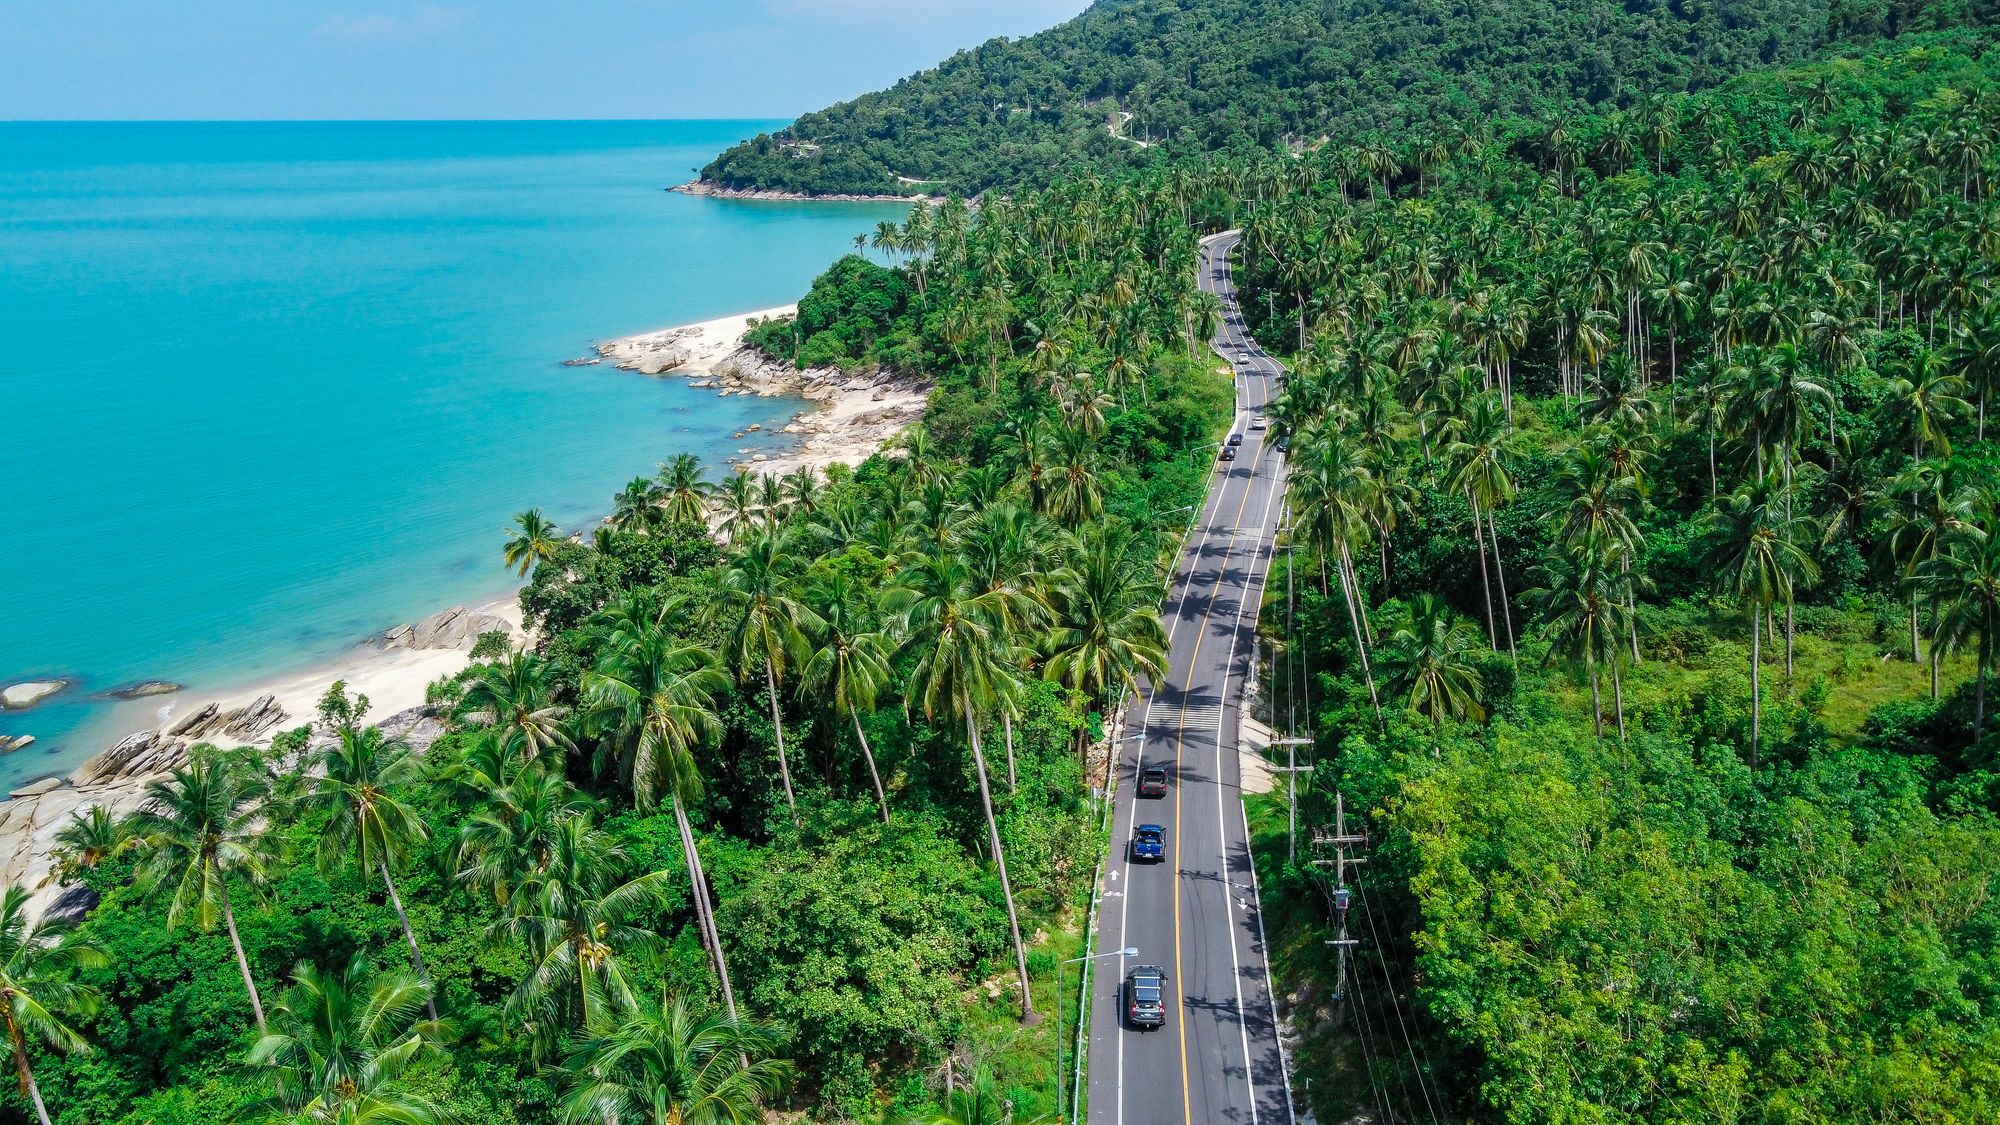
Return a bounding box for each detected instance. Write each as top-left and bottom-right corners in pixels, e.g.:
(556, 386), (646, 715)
(1055, 945), (1137, 1124)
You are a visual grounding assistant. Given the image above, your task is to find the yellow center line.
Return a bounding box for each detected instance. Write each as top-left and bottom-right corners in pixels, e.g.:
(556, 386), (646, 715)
(1174, 254), (1269, 1123)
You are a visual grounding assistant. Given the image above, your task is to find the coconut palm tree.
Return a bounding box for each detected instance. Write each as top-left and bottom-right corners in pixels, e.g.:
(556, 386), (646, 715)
(719, 532), (823, 823)
(1533, 536), (1635, 739)
(1045, 524), (1169, 710)
(612, 477), (665, 533)
(556, 986), (791, 1125)
(1046, 425), (1105, 527)
(451, 753), (597, 908)
(1948, 302), (2000, 439)
(1444, 396), (1518, 657)
(783, 465), (820, 517)
(658, 453), (715, 525)
(1379, 594), (1487, 730)
(583, 609), (738, 1018)
(1287, 425), (1384, 721)
(242, 954), (444, 1125)
(718, 472), (760, 545)
(802, 574), (896, 821)
(505, 509), (564, 577)
(1708, 474), (1820, 760)
(886, 549), (1037, 1022)
(1923, 515), (2000, 747)
(51, 804), (127, 879)
(1876, 459), (1978, 688)
(0, 884), (104, 1125)
(301, 726), (440, 1021)
(458, 650), (574, 764)
(960, 504), (1059, 788)
(127, 751), (278, 1028)
(1884, 350), (1969, 463)
(492, 817), (670, 1047)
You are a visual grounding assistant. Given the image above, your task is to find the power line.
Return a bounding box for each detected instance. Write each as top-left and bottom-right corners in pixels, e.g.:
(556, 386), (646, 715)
(1355, 878), (1443, 1125)
(1341, 947), (1395, 1125)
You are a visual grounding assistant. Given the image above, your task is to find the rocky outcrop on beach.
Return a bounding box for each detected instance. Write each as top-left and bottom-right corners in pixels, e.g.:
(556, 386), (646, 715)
(377, 605), (513, 652)
(0, 728), (194, 913)
(1, 680), (68, 712)
(162, 693), (289, 743)
(597, 308), (931, 484)
(100, 680), (184, 700)
(376, 705), (449, 755)
(670, 180), (942, 205)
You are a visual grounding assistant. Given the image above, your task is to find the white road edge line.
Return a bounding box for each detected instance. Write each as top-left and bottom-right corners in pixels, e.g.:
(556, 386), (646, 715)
(1217, 399), (1282, 1125)
(1113, 234), (1239, 1125)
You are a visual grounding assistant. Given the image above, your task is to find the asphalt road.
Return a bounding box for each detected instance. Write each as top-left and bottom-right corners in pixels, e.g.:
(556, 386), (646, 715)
(1081, 231), (1293, 1125)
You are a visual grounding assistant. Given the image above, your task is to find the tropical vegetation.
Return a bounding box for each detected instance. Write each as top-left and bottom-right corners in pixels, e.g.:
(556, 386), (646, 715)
(699, 0), (1991, 196)
(13, 9), (2000, 1125)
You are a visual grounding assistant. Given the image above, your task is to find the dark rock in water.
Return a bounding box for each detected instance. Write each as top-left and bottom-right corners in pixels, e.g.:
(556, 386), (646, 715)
(101, 680), (185, 701)
(45, 883), (99, 925)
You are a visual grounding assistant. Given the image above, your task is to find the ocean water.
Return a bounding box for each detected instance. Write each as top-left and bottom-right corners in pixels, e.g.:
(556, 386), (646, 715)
(0, 121), (908, 787)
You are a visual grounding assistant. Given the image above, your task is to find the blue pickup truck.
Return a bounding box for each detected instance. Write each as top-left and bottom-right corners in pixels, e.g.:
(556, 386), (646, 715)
(1129, 823), (1165, 863)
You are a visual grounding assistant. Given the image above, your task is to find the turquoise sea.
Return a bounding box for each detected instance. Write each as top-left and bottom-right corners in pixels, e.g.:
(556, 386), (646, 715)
(0, 121), (907, 788)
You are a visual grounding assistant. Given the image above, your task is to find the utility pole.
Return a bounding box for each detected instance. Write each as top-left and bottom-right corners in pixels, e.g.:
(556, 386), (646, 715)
(1271, 737), (1314, 863)
(1311, 792), (1368, 1000)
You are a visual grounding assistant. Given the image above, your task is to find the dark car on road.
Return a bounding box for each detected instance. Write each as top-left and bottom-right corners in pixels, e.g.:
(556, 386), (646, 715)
(1219, 446), (1237, 462)
(1227, 432), (1244, 445)
(1130, 823), (1165, 863)
(1137, 767), (1168, 798)
(1126, 965), (1168, 1030)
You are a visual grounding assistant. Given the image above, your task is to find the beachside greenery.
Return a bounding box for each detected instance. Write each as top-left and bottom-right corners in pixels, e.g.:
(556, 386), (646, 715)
(14, 170), (1231, 1125)
(698, 0), (1994, 197)
(13, 12), (2000, 1125)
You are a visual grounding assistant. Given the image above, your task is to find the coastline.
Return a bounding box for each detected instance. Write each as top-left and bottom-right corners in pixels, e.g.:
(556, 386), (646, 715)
(0, 305), (926, 917)
(596, 306), (930, 480)
(671, 180), (944, 205)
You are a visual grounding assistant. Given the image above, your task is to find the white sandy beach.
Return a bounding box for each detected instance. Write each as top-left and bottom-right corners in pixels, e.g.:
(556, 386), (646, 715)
(0, 305), (928, 916)
(0, 595), (524, 915)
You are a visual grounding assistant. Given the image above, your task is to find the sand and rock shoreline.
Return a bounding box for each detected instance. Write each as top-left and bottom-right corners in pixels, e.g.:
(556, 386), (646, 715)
(0, 306), (928, 917)
(670, 180), (943, 205)
(595, 305), (929, 480)
(0, 600), (525, 916)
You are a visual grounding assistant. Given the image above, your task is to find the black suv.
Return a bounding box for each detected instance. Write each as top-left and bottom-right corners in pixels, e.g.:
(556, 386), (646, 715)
(1126, 965), (1168, 1030)
(1137, 767), (1168, 798)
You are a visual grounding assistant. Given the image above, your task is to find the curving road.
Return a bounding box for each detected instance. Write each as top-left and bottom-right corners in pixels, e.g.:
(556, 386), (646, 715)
(1081, 231), (1293, 1124)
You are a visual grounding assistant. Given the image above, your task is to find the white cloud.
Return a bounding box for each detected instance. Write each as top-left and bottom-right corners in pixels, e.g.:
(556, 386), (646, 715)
(315, 5), (473, 43)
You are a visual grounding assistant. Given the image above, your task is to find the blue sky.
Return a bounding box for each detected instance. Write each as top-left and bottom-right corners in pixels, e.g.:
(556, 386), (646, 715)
(1, 1), (1093, 119)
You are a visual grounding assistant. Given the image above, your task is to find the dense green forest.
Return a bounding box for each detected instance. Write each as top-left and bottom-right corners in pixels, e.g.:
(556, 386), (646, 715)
(15, 9), (2000, 1125)
(1229, 28), (2000, 1125)
(699, 0), (1990, 196)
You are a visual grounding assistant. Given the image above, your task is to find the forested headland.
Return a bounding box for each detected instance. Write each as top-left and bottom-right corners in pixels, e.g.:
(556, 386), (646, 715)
(10, 7), (2000, 1125)
(698, 0), (1990, 197)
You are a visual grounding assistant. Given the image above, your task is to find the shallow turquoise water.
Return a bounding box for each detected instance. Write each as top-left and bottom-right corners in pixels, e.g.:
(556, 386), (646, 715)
(0, 121), (906, 785)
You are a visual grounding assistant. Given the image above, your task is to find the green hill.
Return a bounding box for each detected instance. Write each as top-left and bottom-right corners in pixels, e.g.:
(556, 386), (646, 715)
(697, 0), (1979, 196)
